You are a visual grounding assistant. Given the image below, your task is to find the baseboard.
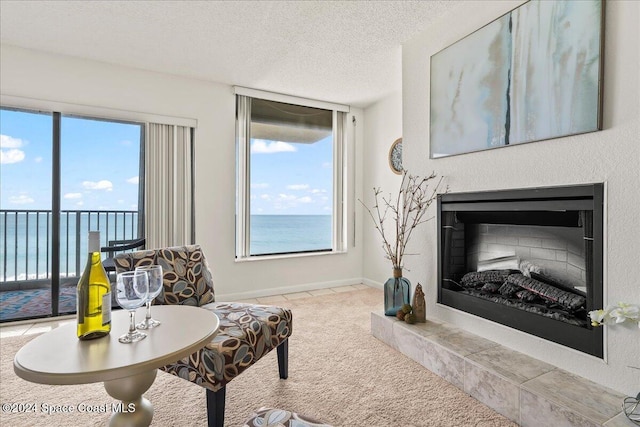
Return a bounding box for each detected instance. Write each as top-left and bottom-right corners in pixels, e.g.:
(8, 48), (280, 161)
(361, 278), (383, 290)
(216, 277), (368, 301)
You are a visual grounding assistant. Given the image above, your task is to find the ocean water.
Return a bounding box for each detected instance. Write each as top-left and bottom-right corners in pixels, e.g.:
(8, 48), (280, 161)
(1, 211), (138, 281)
(250, 215), (332, 255)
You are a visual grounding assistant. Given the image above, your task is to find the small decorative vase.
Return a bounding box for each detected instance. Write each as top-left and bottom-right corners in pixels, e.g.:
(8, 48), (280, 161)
(384, 268), (411, 316)
(413, 283), (426, 323)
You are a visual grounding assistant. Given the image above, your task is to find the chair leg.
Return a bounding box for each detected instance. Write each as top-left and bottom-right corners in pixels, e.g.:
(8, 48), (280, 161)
(277, 339), (288, 379)
(206, 386), (225, 427)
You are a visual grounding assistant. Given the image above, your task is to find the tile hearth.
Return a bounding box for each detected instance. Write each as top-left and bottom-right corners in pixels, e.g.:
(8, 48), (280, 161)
(371, 312), (633, 427)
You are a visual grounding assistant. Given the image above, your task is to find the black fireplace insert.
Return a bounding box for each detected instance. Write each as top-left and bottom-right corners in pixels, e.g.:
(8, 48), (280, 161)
(437, 184), (604, 357)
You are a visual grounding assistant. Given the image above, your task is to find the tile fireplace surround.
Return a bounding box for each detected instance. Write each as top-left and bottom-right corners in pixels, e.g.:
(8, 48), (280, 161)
(371, 312), (633, 427)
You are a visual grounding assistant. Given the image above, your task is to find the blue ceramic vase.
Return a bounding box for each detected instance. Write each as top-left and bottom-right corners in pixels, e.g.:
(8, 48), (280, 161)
(384, 268), (410, 316)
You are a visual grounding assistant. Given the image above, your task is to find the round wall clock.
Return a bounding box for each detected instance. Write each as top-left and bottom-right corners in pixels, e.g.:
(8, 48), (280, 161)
(388, 138), (403, 175)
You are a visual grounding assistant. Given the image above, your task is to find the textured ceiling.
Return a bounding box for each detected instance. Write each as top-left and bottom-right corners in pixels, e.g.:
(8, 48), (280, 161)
(0, 0), (458, 108)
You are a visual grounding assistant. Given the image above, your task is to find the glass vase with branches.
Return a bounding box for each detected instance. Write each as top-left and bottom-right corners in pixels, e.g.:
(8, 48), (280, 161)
(360, 170), (445, 315)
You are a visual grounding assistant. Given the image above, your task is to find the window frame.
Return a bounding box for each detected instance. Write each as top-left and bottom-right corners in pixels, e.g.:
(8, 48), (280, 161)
(234, 88), (349, 260)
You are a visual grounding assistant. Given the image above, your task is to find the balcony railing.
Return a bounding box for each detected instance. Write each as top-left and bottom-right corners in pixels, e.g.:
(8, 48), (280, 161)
(1, 209), (140, 290)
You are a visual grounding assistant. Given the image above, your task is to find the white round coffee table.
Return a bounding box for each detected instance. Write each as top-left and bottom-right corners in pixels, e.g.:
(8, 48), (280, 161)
(14, 305), (219, 427)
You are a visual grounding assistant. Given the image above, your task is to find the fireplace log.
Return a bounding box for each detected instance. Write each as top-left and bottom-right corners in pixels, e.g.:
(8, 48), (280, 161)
(481, 282), (501, 293)
(515, 289), (539, 303)
(530, 272), (587, 297)
(498, 281), (520, 297)
(460, 270), (513, 288)
(506, 274), (586, 311)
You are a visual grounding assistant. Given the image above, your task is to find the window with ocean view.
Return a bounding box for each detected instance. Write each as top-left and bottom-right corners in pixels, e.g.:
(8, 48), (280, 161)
(0, 106), (143, 321)
(235, 91), (348, 258)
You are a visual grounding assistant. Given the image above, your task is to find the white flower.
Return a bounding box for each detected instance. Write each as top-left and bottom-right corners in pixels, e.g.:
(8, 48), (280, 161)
(589, 303), (640, 328)
(609, 303), (639, 324)
(589, 308), (610, 326)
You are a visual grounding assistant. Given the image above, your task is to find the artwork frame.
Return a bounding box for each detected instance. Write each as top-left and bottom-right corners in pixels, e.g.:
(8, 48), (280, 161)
(429, 0), (604, 159)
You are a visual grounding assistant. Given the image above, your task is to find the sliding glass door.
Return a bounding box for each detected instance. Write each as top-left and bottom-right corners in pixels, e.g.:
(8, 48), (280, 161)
(0, 107), (144, 321)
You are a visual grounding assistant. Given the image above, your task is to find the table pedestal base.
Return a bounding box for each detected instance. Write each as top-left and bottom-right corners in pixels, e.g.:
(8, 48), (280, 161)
(104, 369), (157, 427)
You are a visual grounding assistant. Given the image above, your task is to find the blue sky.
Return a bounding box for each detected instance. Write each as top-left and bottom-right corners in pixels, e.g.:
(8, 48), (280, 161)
(0, 109), (141, 211)
(1, 108), (333, 215)
(250, 136), (333, 215)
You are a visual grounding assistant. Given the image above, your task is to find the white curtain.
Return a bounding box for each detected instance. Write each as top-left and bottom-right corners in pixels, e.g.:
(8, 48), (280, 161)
(145, 123), (194, 249)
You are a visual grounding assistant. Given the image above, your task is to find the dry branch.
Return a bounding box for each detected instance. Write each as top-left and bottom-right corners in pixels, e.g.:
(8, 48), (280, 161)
(359, 170), (445, 269)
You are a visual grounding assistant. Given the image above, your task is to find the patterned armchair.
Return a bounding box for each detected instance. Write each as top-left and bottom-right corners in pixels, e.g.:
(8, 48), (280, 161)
(114, 245), (293, 427)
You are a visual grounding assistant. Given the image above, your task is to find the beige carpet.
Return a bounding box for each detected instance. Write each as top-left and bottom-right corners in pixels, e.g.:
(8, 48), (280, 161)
(0, 288), (516, 426)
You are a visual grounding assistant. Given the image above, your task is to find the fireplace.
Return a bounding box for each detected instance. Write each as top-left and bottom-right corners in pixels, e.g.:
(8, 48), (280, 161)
(437, 184), (604, 357)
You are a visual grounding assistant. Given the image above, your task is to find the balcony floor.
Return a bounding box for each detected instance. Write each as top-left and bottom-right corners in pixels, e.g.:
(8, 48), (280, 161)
(0, 286), (76, 322)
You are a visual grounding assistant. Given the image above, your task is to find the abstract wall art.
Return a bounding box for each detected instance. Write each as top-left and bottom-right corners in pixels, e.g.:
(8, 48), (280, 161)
(430, 0), (604, 158)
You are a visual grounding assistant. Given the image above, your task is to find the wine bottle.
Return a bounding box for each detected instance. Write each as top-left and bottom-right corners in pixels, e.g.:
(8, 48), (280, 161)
(77, 231), (112, 340)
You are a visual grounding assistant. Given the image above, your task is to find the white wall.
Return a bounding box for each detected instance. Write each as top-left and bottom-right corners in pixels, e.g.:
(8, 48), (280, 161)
(0, 45), (364, 300)
(361, 91), (404, 286)
(392, 0), (639, 395)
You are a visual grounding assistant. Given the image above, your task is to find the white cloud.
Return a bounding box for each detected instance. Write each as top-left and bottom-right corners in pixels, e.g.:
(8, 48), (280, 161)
(1, 134), (24, 149)
(117, 199), (124, 204)
(260, 194), (271, 201)
(1, 136), (27, 164)
(9, 194), (34, 205)
(251, 182), (269, 189)
(120, 140), (133, 146)
(64, 193), (83, 199)
(274, 193), (314, 206)
(287, 184), (309, 191)
(321, 162), (332, 169)
(82, 180), (113, 191)
(76, 201), (84, 207)
(251, 140), (296, 154)
(0, 148), (25, 164)
(311, 189), (327, 194)
(34, 157), (43, 163)
(277, 194), (297, 201)
(126, 176), (139, 185)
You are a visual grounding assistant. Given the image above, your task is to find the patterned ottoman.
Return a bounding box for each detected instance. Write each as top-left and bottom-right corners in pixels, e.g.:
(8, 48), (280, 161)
(244, 407), (333, 427)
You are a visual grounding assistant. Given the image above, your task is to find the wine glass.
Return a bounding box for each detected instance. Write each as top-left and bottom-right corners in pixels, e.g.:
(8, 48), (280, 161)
(115, 270), (149, 343)
(135, 265), (163, 330)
